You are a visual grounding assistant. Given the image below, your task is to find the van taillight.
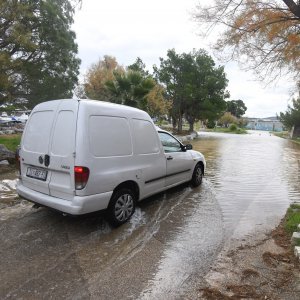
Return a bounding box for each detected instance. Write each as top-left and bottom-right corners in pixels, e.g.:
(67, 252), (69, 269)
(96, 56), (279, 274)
(74, 166), (89, 190)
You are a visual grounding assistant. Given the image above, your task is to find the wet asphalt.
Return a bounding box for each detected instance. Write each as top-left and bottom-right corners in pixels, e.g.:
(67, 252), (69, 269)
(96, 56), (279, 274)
(1, 131), (300, 299)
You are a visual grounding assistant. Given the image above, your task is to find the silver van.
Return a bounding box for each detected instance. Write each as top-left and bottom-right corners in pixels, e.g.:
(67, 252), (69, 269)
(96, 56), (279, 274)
(17, 99), (206, 225)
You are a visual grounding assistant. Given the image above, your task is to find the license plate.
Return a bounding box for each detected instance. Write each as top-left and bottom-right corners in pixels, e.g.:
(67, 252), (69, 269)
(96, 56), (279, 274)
(26, 167), (48, 181)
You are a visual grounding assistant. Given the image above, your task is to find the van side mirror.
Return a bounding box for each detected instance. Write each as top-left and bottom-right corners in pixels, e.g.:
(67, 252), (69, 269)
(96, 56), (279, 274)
(181, 144), (193, 151)
(184, 144), (193, 151)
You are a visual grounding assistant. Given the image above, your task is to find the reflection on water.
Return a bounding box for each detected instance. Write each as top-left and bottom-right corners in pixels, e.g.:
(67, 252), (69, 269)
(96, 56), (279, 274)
(193, 130), (300, 240)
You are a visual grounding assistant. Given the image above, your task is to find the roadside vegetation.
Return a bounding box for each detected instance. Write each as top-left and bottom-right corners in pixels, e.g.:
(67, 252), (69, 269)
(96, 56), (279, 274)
(272, 131), (289, 139)
(284, 204), (300, 240)
(0, 134), (21, 152)
(209, 124), (247, 134)
(80, 51), (231, 134)
(272, 131), (300, 145)
(292, 138), (300, 145)
(157, 119), (247, 135)
(1, 1), (79, 108)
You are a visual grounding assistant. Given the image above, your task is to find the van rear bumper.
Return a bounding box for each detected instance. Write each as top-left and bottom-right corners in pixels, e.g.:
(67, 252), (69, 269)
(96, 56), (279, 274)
(17, 183), (113, 215)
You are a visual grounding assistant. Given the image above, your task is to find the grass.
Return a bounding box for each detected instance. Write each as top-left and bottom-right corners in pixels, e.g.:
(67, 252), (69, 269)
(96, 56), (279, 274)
(272, 131), (300, 145)
(272, 131), (289, 139)
(207, 127), (247, 134)
(284, 204), (300, 236)
(0, 134), (21, 152)
(292, 138), (300, 145)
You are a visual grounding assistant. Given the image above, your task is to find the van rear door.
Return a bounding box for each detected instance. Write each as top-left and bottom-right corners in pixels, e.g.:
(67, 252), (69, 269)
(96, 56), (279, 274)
(21, 101), (58, 195)
(48, 100), (78, 200)
(21, 100), (78, 200)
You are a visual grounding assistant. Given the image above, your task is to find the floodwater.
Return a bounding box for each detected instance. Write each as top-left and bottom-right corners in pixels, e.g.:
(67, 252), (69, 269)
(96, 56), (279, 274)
(0, 131), (300, 299)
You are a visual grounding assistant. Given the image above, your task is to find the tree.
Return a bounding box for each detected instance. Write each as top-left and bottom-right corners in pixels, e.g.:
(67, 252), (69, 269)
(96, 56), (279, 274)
(184, 51), (229, 131)
(219, 112), (238, 128)
(128, 58), (171, 117)
(0, 0), (80, 107)
(105, 70), (156, 110)
(226, 100), (247, 118)
(84, 55), (124, 100)
(280, 97), (300, 132)
(146, 84), (172, 120)
(85, 56), (170, 117)
(155, 49), (229, 132)
(194, 0), (300, 80)
(154, 49), (185, 131)
(127, 57), (149, 77)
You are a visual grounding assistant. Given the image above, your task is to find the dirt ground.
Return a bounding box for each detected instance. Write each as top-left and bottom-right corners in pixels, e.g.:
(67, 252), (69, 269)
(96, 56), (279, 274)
(196, 219), (300, 299)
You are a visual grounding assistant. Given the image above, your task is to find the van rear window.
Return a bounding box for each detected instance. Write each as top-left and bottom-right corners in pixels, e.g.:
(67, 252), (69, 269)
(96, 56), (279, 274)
(23, 111), (54, 153)
(132, 119), (160, 154)
(89, 116), (132, 157)
(51, 110), (75, 156)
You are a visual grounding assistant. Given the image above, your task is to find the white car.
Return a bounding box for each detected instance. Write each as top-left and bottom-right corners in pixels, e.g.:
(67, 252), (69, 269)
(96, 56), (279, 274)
(17, 99), (205, 226)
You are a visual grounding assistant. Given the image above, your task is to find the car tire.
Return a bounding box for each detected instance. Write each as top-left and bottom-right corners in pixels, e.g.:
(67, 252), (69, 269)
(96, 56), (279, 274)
(107, 188), (136, 227)
(191, 164), (203, 187)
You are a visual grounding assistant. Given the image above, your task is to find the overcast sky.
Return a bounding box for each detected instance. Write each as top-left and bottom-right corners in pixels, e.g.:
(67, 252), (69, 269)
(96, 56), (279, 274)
(72, 0), (295, 118)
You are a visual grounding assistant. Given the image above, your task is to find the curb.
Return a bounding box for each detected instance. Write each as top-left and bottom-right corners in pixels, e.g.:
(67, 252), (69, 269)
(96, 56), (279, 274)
(294, 246), (300, 260)
(293, 232), (300, 260)
(292, 237), (300, 261)
(292, 232), (300, 244)
(291, 202), (300, 260)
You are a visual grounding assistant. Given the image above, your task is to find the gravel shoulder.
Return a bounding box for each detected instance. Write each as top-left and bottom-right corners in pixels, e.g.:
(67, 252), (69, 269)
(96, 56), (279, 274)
(194, 218), (300, 299)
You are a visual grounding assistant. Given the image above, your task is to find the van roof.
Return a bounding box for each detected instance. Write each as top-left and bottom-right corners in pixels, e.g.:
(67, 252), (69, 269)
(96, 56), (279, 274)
(79, 99), (146, 113)
(35, 99), (148, 115)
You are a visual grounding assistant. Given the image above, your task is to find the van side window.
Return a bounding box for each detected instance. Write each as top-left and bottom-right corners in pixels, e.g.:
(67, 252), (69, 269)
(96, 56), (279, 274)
(132, 119), (160, 154)
(158, 132), (182, 153)
(23, 111), (54, 153)
(89, 116), (132, 157)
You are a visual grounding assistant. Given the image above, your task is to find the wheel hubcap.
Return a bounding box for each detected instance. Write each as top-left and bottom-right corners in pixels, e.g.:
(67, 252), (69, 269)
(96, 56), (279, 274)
(114, 194), (134, 222)
(195, 167), (202, 184)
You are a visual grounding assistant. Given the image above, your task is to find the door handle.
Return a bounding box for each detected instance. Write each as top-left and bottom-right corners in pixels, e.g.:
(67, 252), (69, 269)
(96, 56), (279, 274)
(167, 156), (173, 160)
(44, 154), (50, 167)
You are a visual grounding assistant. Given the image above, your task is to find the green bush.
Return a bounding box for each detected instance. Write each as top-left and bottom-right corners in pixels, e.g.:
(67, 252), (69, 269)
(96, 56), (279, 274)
(229, 123), (237, 131)
(284, 206), (300, 233)
(206, 119), (215, 129)
(290, 203), (300, 209)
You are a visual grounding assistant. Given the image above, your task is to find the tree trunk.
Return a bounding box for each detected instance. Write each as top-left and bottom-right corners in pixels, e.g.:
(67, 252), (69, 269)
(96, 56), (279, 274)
(185, 113), (195, 132)
(188, 121), (194, 132)
(291, 125), (300, 138)
(172, 117), (177, 131)
(177, 114), (183, 133)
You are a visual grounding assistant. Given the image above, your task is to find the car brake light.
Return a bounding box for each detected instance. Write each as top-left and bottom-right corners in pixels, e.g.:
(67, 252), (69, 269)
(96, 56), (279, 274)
(74, 166), (89, 190)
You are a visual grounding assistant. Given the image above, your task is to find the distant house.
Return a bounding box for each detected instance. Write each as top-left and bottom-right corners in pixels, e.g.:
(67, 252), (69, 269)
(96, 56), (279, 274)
(245, 117), (284, 132)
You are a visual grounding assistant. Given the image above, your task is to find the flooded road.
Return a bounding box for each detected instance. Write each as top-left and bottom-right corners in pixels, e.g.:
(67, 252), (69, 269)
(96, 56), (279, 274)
(1, 131), (300, 299)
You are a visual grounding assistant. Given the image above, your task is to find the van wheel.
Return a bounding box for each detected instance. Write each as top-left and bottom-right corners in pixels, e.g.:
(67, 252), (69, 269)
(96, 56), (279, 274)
(191, 164), (203, 187)
(107, 188), (136, 227)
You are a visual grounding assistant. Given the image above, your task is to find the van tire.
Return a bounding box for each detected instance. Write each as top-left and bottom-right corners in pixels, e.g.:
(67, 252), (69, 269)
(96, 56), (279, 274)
(107, 188), (136, 227)
(191, 164), (203, 187)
